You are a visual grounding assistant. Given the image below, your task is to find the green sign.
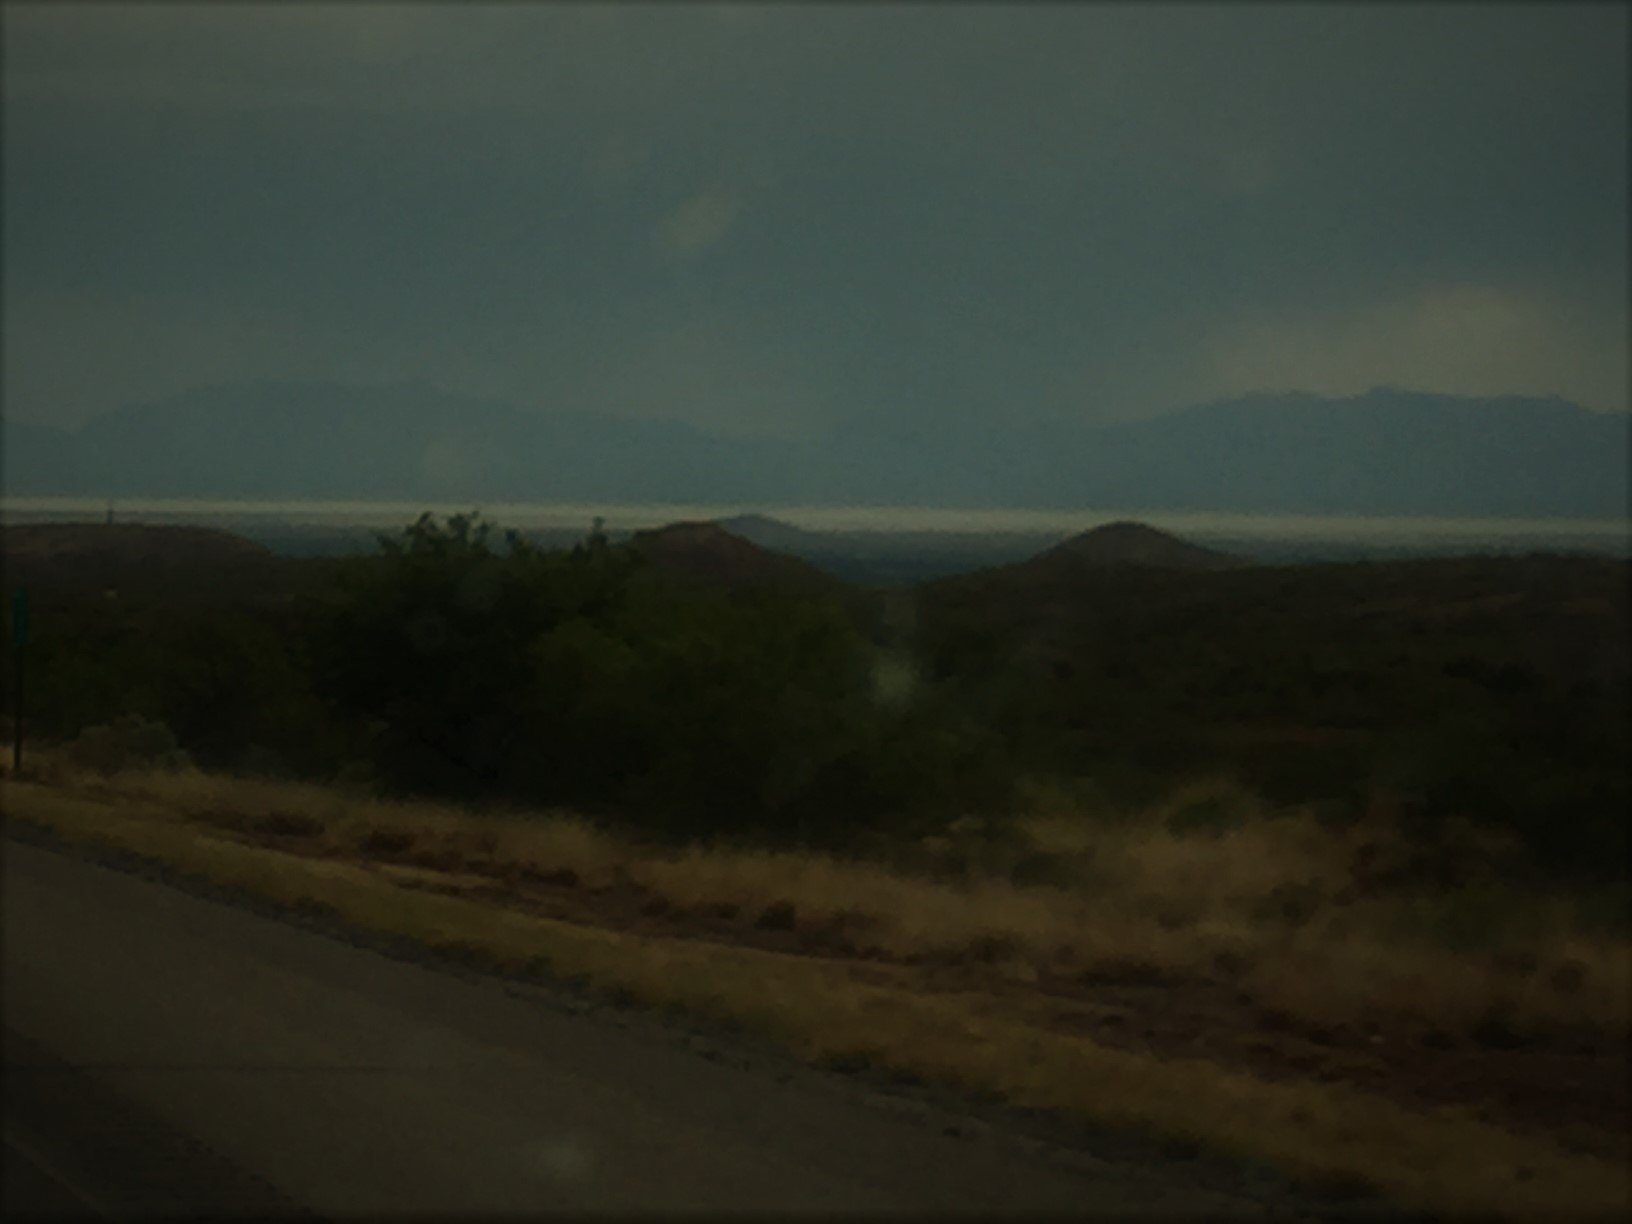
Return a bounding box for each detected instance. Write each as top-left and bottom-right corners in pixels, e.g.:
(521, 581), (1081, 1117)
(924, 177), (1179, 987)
(11, 588), (28, 646)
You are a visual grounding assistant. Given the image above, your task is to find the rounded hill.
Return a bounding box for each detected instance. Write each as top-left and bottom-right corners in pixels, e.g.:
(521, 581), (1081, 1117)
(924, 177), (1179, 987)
(1, 522), (292, 604)
(1, 522), (271, 564)
(1033, 521), (1245, 572)
(628, 521), (839, 592)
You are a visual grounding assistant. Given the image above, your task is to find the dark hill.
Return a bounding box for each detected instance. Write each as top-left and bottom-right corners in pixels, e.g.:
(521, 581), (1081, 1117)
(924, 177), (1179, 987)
(0, 522), (298, 605)
(2, 522), (271, 564)
(916, 523), (1249, 660)
(628, 521), (839, 593)
(1030, 521), (1246, 572)
(711, 514), (823, 552)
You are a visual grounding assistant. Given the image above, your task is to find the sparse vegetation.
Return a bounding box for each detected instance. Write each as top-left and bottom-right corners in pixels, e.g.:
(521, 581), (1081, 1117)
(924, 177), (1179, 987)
(3, 758), (1627, 1219)
(3, 514), (1628, 1217)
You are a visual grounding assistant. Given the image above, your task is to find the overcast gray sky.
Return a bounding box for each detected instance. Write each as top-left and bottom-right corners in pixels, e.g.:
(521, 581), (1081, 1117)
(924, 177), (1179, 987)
(4, 2), (1627, 436)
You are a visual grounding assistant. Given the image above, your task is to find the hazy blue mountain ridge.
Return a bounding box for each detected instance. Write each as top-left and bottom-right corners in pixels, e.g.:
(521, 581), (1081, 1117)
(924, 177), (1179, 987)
(3, 382), (1626, 518)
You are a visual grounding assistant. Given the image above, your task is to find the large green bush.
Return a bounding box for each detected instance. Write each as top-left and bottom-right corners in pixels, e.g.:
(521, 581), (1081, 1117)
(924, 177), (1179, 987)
(66, 715), (186, 775)
(314, 514), (1012, 846)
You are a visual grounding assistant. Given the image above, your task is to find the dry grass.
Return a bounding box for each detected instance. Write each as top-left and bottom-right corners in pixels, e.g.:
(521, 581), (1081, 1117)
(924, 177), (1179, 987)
(36, 752), (633, 886)
(5, 754), (1629, 1218)
(3, 770), (1632, 1220)
(1004, 782), (1631, 1043)
(14, 749), (1628, 1042)
(1243, 933), (1631, 1049)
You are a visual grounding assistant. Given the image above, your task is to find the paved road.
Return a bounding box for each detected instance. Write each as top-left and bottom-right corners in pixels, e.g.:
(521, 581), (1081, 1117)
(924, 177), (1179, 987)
(2, 836), (1285, 1217)
(5, 1128), (105, 1218)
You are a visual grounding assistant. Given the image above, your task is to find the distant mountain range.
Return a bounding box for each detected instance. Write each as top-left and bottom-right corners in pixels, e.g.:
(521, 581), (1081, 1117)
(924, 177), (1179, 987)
(4, 381), (1627, 518)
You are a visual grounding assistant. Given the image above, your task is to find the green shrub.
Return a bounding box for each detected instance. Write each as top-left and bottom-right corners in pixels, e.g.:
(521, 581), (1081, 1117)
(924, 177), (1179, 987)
(312, 513), (1015, 848)
(1249, 880), (1324, 928)
(332, 759), (379, 795)
(237, 744), (286, 778)
(67, 715), (180, 775)
(1164, 792), (1251, 838)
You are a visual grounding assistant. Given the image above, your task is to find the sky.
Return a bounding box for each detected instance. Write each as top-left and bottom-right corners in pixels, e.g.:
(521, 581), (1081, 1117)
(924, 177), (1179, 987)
(4, 1), (1627, 438)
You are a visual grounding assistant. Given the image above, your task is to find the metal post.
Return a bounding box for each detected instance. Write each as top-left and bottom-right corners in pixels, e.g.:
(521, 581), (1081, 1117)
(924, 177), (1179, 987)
(11, 588), (29, 774)
(12, 636), (21, 774)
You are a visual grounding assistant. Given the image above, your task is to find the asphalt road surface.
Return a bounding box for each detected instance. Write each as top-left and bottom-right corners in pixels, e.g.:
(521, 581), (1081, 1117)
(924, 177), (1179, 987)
(3, 835), (1295, 1217)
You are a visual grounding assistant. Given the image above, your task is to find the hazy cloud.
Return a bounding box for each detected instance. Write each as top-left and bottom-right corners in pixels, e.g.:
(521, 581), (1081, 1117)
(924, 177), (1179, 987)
(1204, 285), (1629, 411)
(3, 2), (1625, 431)
(654, 190), (740, 260)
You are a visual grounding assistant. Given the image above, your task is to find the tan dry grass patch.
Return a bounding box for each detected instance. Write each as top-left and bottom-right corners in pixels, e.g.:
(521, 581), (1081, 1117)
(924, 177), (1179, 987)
(1242, 929), (1631, 1043)
(39, 756), (631, 888)
(29, 756), (1625, 1042)
(627, 845), (1201, 972)
(5, 776), (1627, 1220)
